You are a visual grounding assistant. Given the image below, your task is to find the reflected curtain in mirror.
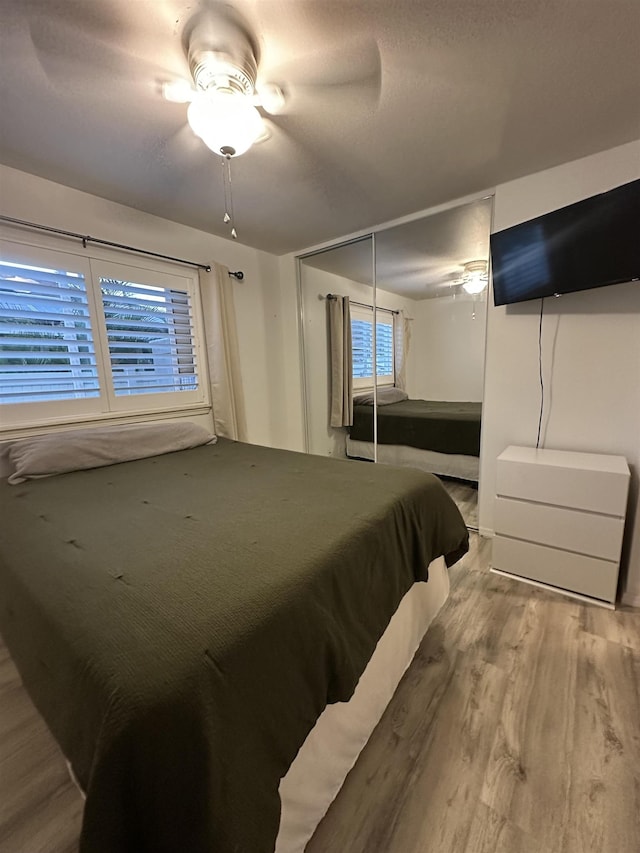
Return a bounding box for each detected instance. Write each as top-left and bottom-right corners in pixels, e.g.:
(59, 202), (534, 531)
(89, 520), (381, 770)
(328, 294), (354, 427)
(199, 264), (247, 441)
(393, 309), (412, 391)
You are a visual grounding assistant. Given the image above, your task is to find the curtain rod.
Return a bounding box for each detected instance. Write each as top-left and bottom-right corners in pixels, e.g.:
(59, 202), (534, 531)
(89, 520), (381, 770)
(326, 293), (398, 315)
(0, 214), (244, 280)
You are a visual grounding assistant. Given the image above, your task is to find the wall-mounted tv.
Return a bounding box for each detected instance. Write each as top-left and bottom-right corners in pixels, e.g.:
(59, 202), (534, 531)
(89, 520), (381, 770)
(491, 178), (640, 306)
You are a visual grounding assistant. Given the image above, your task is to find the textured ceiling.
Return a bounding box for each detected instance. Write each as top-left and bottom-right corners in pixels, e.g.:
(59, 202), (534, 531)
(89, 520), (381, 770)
(1, 0), (639, 255)
(302, 197), (492, 300)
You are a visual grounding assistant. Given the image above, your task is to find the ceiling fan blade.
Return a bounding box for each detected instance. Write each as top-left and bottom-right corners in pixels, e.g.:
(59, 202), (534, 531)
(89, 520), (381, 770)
(26, 14), (183, 93)
(261, 37), (382, 114)
(262, 113), (379, 219)
(272, 37), (381, 86)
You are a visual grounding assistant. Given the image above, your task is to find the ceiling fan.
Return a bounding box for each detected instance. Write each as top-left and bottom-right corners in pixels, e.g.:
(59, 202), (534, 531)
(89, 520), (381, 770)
(23, 0), (381, 242)
(24, 1), (381, 163)
(450, 260), (489, 295)
(161, 6), (381, 159)
(161, 10), (283, 158)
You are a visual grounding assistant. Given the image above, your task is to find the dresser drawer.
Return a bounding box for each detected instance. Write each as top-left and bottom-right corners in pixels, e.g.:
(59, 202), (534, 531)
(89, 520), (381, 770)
(494, 497), (626, 562)
(496, 448), (629, 516)
(493, 535), (619, 603)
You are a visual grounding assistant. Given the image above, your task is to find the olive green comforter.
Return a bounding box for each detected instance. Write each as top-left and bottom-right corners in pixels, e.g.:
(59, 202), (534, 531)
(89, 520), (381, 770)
(0, 439), (468, 853)
(351, 399), (482, 456)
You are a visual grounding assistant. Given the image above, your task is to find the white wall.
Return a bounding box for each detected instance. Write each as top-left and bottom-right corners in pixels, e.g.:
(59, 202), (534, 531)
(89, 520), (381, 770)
(0, 165), (302, 451)
(479, 140), (640, 606)
(408, 293), (487, 402)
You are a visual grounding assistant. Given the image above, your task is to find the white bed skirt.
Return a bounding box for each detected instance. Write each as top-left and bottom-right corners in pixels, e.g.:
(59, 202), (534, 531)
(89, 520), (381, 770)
(346, 438), (479, 483)
(276, 556), (450, 852)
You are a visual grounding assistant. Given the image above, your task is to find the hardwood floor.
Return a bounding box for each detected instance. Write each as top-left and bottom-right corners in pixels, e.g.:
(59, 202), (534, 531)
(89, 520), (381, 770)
(306, 535), (640, 853)
(1, 535), (639, 853)
(0, 642), (82, 853)
(440, 477), (478, 530)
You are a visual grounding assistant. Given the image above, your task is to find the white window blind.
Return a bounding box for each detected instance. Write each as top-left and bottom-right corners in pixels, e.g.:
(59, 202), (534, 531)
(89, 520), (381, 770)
(0, 260), (100, 404)
(350, 305), (395, 388)
(100, 278), (198, 397)
(351, 317), (374, 381)
(375, 318), (394, 381)
(0, 239), (207, 430)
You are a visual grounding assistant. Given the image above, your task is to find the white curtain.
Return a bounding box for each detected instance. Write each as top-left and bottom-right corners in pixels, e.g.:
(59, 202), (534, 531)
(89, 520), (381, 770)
(328, 295), (353, 428)
(199, 264), (248, 441)
(394, 309), (412, 392)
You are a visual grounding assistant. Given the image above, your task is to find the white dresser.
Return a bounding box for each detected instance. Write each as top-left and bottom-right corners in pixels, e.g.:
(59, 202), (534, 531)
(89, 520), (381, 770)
(492, 446), (630, 605)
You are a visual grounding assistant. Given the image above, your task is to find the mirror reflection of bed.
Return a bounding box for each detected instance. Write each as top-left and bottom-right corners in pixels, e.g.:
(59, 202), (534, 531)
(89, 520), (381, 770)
(299, 197), (492, 530)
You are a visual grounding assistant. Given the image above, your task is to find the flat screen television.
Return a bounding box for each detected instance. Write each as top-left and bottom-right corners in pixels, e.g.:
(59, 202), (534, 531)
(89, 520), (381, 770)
(491, 178), (640, 306)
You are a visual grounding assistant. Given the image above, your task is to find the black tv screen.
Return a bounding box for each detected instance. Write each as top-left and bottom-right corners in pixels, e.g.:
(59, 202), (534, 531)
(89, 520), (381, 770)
(491, 178), (640, 306)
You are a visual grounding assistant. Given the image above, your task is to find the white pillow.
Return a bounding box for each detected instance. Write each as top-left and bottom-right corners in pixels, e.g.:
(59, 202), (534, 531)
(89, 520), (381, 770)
(7, 422), (216, 485)
(353, 388), (409, 406)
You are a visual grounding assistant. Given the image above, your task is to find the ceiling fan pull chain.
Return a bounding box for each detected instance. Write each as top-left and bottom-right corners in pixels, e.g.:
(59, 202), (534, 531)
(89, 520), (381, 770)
(219, 150), (238, 240)
(226, 154), (238, 240)
(221, 158), (231, 226)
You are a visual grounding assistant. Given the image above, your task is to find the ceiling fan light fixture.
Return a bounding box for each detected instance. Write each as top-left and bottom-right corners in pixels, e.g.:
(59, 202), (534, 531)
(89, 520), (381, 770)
(187, 92), (265, 157)
(461, 260), (489, 295)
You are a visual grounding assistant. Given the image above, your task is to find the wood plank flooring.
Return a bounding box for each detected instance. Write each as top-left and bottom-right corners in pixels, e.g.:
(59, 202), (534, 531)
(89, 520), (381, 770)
(439, 478), (478, 530)
(1, 535), (639, 853)
(305, 535), (640, 853)
(0, 642), (82, 853)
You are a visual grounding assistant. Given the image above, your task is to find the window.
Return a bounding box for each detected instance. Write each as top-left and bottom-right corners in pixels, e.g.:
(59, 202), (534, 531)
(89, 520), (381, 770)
(350, 305), (395, 389)
(0, 260), (100, 405)
(1, 240), (206, 429)
(99, 277), (197, 397)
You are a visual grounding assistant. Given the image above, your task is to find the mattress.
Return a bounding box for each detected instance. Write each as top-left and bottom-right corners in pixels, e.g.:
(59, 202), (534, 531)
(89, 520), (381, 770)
(346, 438), (480, 482)
(350, 399), (482, 456)
(0, 439), (468, 853)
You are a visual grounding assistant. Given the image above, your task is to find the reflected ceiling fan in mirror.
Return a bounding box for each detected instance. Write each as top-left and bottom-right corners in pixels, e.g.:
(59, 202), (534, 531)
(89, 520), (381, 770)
(452, 260), (489, 295)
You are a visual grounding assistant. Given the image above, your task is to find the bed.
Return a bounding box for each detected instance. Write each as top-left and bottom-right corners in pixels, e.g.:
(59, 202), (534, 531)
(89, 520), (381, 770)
(0, 433), (468, 853)
(347, 398), (482, 482)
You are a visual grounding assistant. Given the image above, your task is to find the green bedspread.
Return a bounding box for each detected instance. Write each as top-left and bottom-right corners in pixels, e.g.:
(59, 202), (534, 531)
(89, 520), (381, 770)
(350, 399), (482, 456)
(0, 439), (468, 853)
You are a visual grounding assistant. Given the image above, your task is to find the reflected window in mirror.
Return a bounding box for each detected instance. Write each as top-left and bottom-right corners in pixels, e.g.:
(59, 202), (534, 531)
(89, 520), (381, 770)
(351, 305), (395, 389)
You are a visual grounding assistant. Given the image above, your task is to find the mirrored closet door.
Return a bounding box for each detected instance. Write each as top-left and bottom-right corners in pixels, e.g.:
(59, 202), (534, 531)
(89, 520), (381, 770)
(297, 195), (492, 529)
(372, 197), (492, 529)
(298, 235), (375, 458)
